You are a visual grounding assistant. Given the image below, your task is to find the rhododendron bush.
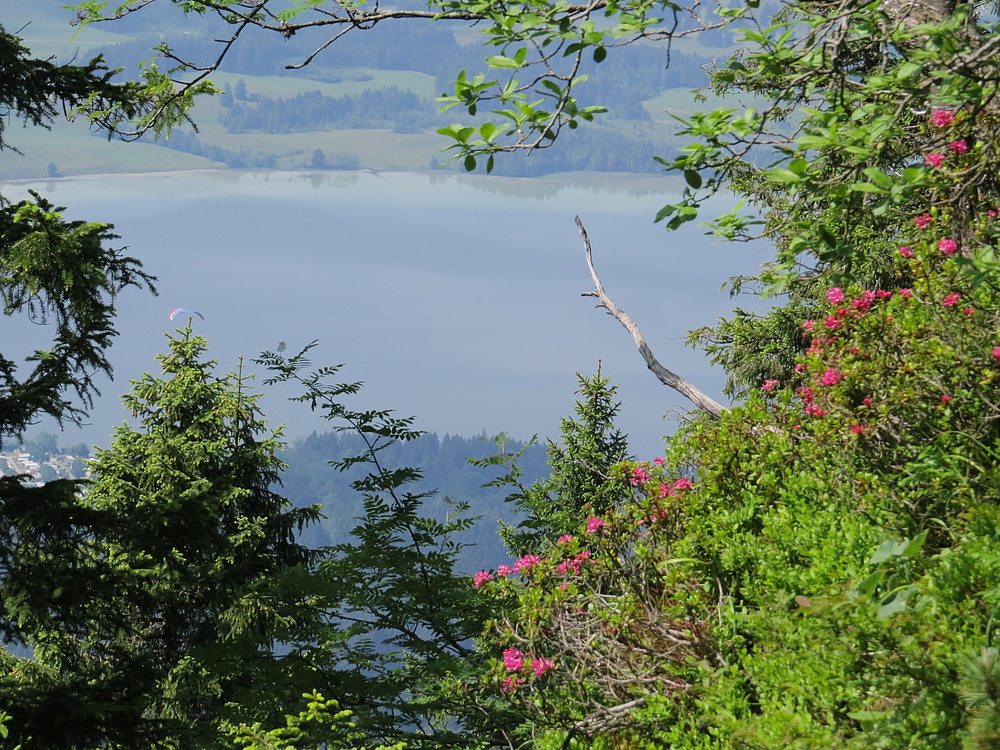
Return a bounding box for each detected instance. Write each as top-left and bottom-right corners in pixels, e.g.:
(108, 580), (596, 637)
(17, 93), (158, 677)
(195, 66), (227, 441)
(468, 106), (1000, 745)
(471, 236), (1000, 748)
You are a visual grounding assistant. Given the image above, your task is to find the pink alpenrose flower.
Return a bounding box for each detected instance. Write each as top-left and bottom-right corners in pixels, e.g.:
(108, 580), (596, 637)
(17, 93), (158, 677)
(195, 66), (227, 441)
(932, 110), (954, 127)
(503, 647), (525, 672)
(925, 152), (946, 168)
(473, 571), (494, 589)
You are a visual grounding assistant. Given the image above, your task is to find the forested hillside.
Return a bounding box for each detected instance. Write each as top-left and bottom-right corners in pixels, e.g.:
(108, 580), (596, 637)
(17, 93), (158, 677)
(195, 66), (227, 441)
(279, 430), (549, 566)
(4, 428), (550, 570)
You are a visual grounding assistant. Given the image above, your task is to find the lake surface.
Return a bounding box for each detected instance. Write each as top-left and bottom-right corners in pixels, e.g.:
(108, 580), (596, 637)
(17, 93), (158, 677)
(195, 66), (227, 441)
(1, 169), (770, 457)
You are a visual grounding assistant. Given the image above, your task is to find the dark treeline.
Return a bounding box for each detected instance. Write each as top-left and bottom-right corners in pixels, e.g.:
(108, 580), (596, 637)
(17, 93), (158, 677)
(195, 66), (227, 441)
(220, 85), (439, 133)
(136, 128), (362, 169)
(278, 430), (550, 571)
(146, 128), (280, 167)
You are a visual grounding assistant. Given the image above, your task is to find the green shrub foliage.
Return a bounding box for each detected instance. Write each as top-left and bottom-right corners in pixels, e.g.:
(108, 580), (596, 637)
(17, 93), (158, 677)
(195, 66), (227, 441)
(474, 163), (1000, 747)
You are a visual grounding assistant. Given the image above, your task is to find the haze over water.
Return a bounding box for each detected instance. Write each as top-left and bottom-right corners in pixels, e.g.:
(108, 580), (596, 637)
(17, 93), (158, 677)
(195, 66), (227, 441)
(2, 169), (769, 457)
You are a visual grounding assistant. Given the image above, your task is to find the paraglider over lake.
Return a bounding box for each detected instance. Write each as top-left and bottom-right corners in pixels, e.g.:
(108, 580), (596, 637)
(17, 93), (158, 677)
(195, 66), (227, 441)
(169, 308), (204, 321)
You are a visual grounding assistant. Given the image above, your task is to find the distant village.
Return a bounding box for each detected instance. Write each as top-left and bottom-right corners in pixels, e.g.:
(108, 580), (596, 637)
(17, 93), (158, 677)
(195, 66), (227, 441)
(1, 438), (89, 486)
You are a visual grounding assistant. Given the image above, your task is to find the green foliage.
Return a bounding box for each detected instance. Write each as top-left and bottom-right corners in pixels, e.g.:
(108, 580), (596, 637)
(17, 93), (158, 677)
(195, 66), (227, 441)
(658, 2), (1000, 394)
(0, 712), (21, 750)
(255, 343), (521, 749)
(483, 368), (631, 557)
(0, 191), (155, 443)
(0, 331), (323, 750)
(0, 25), (127, 151)
(226, 691), (403, 750)
(17, 3), (1000, 750)
(475, 184), (1000, 746)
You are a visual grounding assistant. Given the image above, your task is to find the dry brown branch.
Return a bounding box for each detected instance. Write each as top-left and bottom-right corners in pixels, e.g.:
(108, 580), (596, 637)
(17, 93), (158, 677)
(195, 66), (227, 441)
(576, 216), (725, 419)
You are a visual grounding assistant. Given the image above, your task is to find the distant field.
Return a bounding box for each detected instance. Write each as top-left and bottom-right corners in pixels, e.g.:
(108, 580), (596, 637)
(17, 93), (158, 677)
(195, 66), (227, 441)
(0, 65), (453, 179)
(0, 121), (215, 181)
(1, 3), (706, 179)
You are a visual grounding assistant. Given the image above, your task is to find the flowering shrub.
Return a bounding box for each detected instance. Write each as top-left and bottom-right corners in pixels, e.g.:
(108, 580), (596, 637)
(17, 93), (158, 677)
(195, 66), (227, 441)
(472, 470), (719, 735)
(474, 178), (1000, 747)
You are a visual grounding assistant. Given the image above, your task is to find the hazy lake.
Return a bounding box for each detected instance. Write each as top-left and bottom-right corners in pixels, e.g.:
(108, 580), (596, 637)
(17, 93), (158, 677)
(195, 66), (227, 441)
(2, 169), (770, 457)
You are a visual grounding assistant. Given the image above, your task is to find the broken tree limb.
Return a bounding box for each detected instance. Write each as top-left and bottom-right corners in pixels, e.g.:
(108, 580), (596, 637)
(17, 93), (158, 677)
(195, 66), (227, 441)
(576, 216), (725, 420)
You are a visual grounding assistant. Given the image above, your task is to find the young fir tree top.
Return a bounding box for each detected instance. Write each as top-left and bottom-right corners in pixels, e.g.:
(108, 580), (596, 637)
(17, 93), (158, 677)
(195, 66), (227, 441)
(495, 367), (632, 557)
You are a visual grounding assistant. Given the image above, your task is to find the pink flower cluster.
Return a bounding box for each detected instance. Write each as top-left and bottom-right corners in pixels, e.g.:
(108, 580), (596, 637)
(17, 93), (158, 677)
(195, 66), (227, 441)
(585, 516), (606, 534)
(532, 657), (555, 677)
(925, 152), (945, 168)
(501, 647), (555, 684)
(473, 571), (494, 589)
(910, 207), (960, 255)
(513, 554), (542, 573)
(821, 368), (845, 386)
(503, 647), (524, 671)
(556, 551), (593, 575)
(794, 287), (899, 419)
(932, 110), (954, 127)
(501, 677), (522, 692)
(630, 465), (651, 485)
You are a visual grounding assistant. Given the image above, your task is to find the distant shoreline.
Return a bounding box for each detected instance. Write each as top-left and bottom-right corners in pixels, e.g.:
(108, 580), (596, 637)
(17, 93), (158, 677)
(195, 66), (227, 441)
(1, 165), (679, 188)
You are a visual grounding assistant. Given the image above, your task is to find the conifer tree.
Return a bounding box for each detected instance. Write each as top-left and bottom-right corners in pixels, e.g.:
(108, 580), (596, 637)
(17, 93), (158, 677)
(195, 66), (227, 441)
(493, 367), (631, 557)
(1, 330), (323, 750)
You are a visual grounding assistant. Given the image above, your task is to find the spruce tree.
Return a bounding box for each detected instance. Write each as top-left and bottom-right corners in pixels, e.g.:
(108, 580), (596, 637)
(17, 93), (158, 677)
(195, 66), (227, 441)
(495, 367), (631, 557)
(1, 330), (323, 750)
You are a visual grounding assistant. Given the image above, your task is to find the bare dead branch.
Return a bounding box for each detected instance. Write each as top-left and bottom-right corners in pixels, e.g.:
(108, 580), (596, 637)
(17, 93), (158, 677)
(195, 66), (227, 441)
(576, 216), (725, 419)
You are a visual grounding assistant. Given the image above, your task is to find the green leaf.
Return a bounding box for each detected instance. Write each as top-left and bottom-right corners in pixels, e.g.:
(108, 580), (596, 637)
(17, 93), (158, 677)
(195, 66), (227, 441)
(870, 538), (897, 565)
(654, 204), (677, 223)
(877, 586), (918, 619)
(857, 570), (885, 598)
(485, 55), (523, 69)
(900, 531), (928, 558)
(847, 710), (887, 732)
